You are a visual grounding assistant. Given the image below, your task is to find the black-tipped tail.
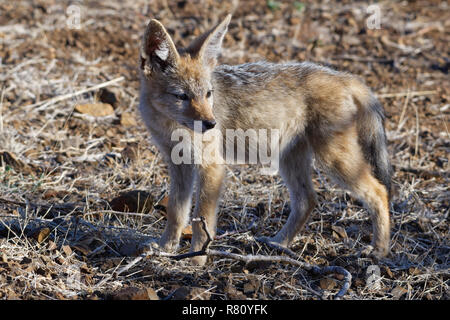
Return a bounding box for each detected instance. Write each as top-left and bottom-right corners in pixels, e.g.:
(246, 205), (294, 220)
(358, 96), (393, 196)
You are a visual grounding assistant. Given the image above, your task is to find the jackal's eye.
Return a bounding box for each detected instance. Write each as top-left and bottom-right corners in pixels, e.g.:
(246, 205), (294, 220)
(173, 93), (189, 101)
(206, 90), (212, 98)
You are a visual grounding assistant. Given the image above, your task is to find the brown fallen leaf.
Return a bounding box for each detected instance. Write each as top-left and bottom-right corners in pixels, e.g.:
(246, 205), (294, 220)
(0, 151), (34, 174)
(391, 286), (408, 299)
(61, 245), (72, 256)
(383, 266), (394, 278)
(408, 267), (421, 276)
(110, 190), (154, 213)
(33, 227), (50, 243)
(47, 240), (57, 251)
(331, 225), (348, 239)
(75, 103), (114, 117)
(319, 278), (337, 290)
(72, 243), (91, 256)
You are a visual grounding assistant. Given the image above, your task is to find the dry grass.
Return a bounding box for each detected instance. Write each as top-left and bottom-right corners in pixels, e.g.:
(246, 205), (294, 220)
(0, 0), (448, 300)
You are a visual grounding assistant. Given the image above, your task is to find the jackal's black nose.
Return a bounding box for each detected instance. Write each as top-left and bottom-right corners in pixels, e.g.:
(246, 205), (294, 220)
(202, 120), (216, 132)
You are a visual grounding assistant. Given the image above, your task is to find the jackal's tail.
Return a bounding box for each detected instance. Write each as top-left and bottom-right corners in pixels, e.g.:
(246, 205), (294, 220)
(353, 86), (392, 197)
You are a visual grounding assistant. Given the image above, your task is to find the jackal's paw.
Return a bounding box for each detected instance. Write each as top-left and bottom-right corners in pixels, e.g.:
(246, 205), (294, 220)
(257, 235), (289, 248)
(360, 245), (389, 260)
(158, 236), (180, 253)
(190, 255), (207, 267)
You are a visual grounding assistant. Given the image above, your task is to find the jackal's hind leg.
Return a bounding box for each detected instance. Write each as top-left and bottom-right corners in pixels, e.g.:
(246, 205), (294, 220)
(266, 139), (317, 247)
(314, 127), (390, 258)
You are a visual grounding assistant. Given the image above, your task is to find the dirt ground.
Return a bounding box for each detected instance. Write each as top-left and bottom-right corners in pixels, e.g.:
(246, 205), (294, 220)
(0, 0), (448, 300)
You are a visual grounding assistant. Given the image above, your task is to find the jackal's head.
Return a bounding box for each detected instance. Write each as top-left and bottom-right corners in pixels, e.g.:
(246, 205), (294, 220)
(139, 15), (231, 133)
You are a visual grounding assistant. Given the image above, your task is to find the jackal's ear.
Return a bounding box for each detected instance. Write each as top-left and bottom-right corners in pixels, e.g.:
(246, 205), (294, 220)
(140, 19), (179, 75)
(187, 14), (231, 68)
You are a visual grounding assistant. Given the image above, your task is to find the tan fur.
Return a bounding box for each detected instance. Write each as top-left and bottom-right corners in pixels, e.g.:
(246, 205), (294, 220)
(138, 15), (392, 265)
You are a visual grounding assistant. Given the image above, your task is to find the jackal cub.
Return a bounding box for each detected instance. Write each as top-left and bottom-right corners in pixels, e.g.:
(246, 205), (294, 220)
(138, 15), (392, 265)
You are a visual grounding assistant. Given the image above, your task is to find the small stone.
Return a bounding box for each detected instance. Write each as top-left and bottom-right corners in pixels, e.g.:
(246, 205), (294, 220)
(120, 112), (137, 127)
(75, 103), (114, 117)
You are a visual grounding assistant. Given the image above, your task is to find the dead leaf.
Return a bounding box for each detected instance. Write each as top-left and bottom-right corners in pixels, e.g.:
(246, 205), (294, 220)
(0, 151), (34, 174)
(331, 225), (348, 239)
(75, 103), (114, 117)
(34, 227), (50, 243)
(408, 267), (421, 276)
(47, 241), (57, 251)
(391, 286), (408, 299)
(383, 266), (394, 278)
(61, 245), (72, 256)
(319, 278), (337, 290)
(72, 243), (91, 256)
(110, 190), (154, 213)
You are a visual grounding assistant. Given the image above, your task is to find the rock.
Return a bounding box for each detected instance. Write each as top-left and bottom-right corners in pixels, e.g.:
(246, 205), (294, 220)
(120, 112), (137, 127)
(109, 190), (154, 213)
(74, 103), (114, 117)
